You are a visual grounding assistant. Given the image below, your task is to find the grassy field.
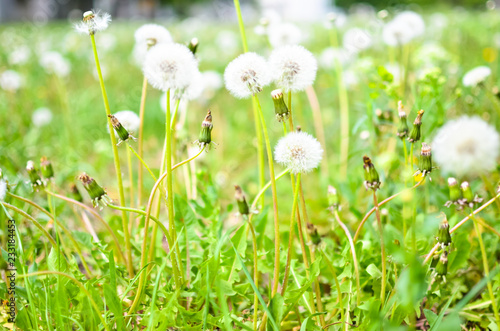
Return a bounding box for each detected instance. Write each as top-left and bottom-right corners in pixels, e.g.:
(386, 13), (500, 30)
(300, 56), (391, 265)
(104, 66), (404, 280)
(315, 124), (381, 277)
(1, 4), (500, 330)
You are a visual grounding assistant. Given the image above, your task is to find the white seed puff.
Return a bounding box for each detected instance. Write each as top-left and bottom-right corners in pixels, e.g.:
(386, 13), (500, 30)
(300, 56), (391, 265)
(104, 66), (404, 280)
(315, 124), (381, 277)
(432, 116), (500, 177)
(269, 45), (318, 92)
(133, 24), (173, 66)
(462, 66), (491, 87)
(224, 52), (271, 99)
(143, 43), (199, 93)
(74, 10), (111, 35)
(274, 131), (323, 174)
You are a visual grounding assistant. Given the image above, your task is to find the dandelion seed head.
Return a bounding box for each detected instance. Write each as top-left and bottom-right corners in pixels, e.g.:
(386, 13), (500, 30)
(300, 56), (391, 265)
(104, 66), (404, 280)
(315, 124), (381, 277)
(319, 47), (353, 69)
(224, 52), (271, 99)
(9, 45), (31, 65)
(40, 51), (71, 77)
(32, 107), (53, 127)
(133, 24), (173, 66)
(113, 110), (140, 134)
(74, 10), (111, 35)
(432, 116), (500, 177)
(274, 131), (323, 174)
(143, 43), (199, 93)
(268, 23), (303, 48)
(343, 28), (372, 53)
(382, 11), (425, 46)
(462, 66), (491, 87)
(269, 45), (317, 92)
(0, 70), (23, 91)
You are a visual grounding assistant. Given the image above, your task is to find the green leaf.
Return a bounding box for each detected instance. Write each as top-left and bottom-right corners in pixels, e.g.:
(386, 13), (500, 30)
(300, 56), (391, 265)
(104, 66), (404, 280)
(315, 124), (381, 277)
(300, 312), (325, 331)
(366, 263), (382, 279)
(108, 250), (116, 289)
(103, 283), (123, 330)
(268, 293), (284, 330)
(424, 309), (438, 326)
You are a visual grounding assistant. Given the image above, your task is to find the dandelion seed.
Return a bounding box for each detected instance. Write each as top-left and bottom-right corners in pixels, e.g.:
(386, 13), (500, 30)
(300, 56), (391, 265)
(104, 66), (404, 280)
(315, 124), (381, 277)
(32, 107), (53, 127)
(432, 116), (500, 177)
(143, 43), (199, 93)
(74, 10), (111, 35)
(40, 51), (71, 77)
(269, 45), (317, 92)
(274, 131), (323, 174)
(133, 24), (173, 66)
(0, 70), (23, 91)
(462, 66), (491, 87)
(224, 52), (271, 99)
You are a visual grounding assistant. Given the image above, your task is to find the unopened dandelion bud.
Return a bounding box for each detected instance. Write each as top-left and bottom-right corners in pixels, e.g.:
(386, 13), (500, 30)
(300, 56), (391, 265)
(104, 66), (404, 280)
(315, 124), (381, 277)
(417, 143), (433, 176)
(445, 177), (461, 207)
(27, 160), (43, 189)
(363, 156), (381, 191)
(437, 219), (452, 247)
(40, 157), (54, 179)
(234, 185), (249, 216)
(327, 185), (340, 210)
(408, 109), (424, 143)
(306, 223), (321, 246)
(188, 38), (199, 54)
(435, 251), (448, 277)
(460, 181), (473, 203)
(396, 101), (409, 139)
(108, 115), (133, 143)
(198, 110), (213, 147)
(70, 183), (83, 203)
(78, 173), (111, 208)
(271, 89), (289, 121)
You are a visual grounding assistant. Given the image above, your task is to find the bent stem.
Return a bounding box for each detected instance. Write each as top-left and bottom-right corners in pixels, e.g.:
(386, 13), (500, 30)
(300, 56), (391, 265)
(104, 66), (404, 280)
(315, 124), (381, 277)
(470, 213), (500, 329)
(281, 173), (301, 296)
(253, 95), (280, 296)
(90, 33), (132, 277)
(138, 75), (148, 207)
(373, 190), (387, 307)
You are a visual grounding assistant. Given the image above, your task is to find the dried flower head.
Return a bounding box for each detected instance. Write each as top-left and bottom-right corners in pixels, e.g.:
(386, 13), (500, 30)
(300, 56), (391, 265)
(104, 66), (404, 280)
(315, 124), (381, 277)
(224, 52), (271, 99)
(74, 10), (111, 35)
(462, 66), (491, 87)
(108, 113), (137, 144)
(269, 45), (317, 92)
(459, 181), (483, 208)
(143, 43), (199, 93)
(414, 143), (434, 178)
(445, 177), (462, 208)
(437, 219), (452, 248)
(408, 109), (425, 143)
(133, 24), (173, 65)
(396, 100), (409, 139)
(432, 116), (500, 177)
(271, 89), (289, 121)
(78, 173), (111, 208)
(306, 223), (322, 246)
(234, 185), (250, 216)
(196, 110), (215, 149)
(26, 160), (43, 190)
(274, 131), (323, 174)
(363, 156), (381, 191)
(40, 157), (54, 179)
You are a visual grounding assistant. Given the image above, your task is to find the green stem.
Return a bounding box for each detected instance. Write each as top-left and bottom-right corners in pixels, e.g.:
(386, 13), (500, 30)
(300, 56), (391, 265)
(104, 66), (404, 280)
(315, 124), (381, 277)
(253, 95), (280, 296)
(320, 249), (344, 325)
(90, 33), (132, 277)
(128, 143), (157, 181)
(233, 0), (248, 53)
(138, 76), (148, 207)
(246, 218), (259, 331)
(373, 190), (387, 307)
(288, 92), (294, 131)
(336, 60), (349, 179)
(470, 213), (500, 329)
(126, 144), (134, 208)
(281, 173), (301, 296)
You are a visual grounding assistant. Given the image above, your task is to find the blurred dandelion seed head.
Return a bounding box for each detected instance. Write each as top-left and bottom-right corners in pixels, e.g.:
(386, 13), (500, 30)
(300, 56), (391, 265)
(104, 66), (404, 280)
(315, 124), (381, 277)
(269, 45), (317, 92)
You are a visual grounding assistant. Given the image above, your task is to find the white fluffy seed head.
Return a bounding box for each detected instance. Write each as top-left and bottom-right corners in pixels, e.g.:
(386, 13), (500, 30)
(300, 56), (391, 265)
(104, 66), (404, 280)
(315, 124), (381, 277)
(274, 131), (323, 174)
(133, 24), (173, 66)
(269, 45), (317, 92)
(343, 28), (372, 53)
(224, 52), (271, 99)
(32, 107), (53, 127)
(382, 11), (425, 46)
(462, 66), (491, 87)
(40, 51), (71, 77)
(74, 10), (111, 35)
(0, 70), (23, 91)
(0, 179), (6, 201)
(432, 116), (500, 177)
(143, 43), (199, 93)
(268, 23), (303, 48)
(113, 110), (140, 134)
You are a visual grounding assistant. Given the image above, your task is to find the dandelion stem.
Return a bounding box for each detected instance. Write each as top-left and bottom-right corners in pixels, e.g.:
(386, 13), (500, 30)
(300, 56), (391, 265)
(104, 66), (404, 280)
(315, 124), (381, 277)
(373, 190), (387, 307)
(305, 86), (328, 178)
(470, 212), (500, 329)
(245, 217), (259, 331)
(126, 144), (134, 208)
(319, 249), (344, 325)
(138, 76), (148, 207)
(281, 173), (301, 296)
(249, 168), (290, 217)
(288, 92), (294, 131)
(253, 95), (280, 296)
(128, 143), (157, 181)
(90, 33), (133, 277)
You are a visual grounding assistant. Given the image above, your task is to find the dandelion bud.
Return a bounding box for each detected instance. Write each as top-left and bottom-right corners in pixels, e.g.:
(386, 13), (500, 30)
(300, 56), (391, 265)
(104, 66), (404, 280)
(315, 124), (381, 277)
(69, 183), (83, 203)
(234, 185), (250, 216)
(415, 143), (433, 177)
(271, 89), (289, 121)
(40, 157), (54, 179)
(306, 223), (321, 246)
(408, 109), (424, 143)
(188, 38), (199, 55)
(445, 177), (461, 208)
(108, 115), (134, 144)
(26, 160), (43, 189)
(363, 156), (381, 191)
(460, 181), (473, 203)
(327, 185), (340, 210)
(396, 101), (409, 139)
(78, 173), (111, 208)
(435, 251), (448, 278)
(437, 219), (452, 247)
(198, 110), (213, 148)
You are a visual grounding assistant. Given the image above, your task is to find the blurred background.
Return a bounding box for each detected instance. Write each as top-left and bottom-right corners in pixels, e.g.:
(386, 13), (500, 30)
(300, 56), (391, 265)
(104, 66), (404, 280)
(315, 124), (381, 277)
(0, 0), (495, 23)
